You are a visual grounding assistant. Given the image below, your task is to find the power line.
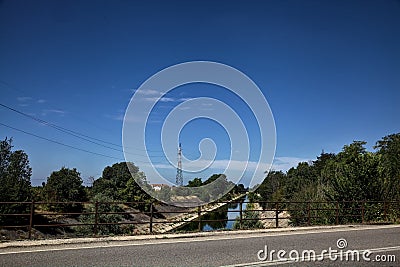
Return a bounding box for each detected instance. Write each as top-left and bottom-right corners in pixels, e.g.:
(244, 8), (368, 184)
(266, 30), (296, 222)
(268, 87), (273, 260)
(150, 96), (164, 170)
(0, 122), (125, 161)
(0, 122), (170, 165)
(0, 81), (181, 156)
(0, 80), (165, 154)
(1, 102), (206, 163)
(0, 103), (166, 157)
(0, 79), (26, 95)
(1, 82), (197, 158)
(0, 102), (126, 148)
(0, 79), (121, 136)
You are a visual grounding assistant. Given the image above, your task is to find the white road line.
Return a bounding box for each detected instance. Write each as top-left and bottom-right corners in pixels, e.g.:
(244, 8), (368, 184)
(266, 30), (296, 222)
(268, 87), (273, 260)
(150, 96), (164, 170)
(0, 225), (399, 255)
(221, 246), (400, 267)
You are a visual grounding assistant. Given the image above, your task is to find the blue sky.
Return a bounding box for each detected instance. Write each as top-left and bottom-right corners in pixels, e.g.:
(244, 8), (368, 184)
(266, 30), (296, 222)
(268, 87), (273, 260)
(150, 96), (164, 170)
(0, 0), (399, 186)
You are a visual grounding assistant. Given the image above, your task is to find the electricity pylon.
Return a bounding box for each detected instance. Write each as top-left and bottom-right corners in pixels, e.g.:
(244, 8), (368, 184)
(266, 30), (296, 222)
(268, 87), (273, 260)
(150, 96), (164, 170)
(176, 143), (183, 186)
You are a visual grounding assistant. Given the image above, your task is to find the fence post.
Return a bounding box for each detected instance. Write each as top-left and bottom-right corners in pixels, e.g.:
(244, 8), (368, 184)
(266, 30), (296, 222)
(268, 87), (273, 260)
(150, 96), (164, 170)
(307, 202), (311, 226)
(94, 201), (99, 236)
(383, 201), (387, 221)
(149, 202), (153, 233)
(335, 202), (339, 225)
(197, 206), (202, 232)
(275, 202), (279, 228)
(239, 200), (243, 229)
(28, 201), (35, 239)
(361, 201), (365, 224)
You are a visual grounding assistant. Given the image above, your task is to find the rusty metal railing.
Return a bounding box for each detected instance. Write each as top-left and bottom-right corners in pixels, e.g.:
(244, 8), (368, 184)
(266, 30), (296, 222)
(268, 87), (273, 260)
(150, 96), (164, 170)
(0, 200), (399, 239)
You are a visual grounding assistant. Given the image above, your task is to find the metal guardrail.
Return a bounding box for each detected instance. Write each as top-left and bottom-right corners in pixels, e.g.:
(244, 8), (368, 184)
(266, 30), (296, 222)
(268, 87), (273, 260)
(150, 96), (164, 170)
(0, 200), (399, 239)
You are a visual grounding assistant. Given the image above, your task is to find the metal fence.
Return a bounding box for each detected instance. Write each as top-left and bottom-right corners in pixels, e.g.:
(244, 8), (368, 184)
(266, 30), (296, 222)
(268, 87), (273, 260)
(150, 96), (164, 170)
(0, 200), (399, 239)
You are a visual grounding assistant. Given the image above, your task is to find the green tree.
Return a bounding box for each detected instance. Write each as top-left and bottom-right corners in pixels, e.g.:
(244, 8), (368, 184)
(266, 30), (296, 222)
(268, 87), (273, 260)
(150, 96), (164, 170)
(206, 174), (233, 200)
(202, 173), (221, 186)
(252, 171), (287, 208)
(285, 162), (315, 201)
(235, 184), (247, 194)
(121, 173), (153, 211)
(92, 162), (152, 204)
(92, 177), (118, 199)
(313, 152), (336, 184)
(43, 167), (87, 213)
(322, 142), (383, 223)
(374, 133), (400, 201)
(0, 138), (32, 223)
(187, 177), (202, 187)
(103, 162), (136, 189)
(324, 141), (383, 202)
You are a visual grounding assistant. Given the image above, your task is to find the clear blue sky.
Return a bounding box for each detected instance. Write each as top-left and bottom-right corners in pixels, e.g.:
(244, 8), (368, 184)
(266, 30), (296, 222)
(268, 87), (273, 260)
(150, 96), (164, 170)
(1, 0), (399, 186)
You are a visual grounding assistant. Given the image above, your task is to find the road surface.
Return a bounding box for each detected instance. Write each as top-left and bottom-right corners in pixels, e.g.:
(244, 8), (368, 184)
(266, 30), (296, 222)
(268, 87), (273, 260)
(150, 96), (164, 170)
(0, 225), (399, 266)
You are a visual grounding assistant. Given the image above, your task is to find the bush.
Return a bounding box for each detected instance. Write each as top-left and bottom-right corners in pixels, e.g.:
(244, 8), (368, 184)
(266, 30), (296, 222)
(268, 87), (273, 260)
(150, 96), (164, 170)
(287, 184), (335, 226)
(233, 203), (263, 229)
(75, 194), (133, 236)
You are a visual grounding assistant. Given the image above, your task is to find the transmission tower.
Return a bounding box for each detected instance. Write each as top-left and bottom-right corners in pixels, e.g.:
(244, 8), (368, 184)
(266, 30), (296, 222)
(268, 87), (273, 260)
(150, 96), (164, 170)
(176, 143), (183, 186)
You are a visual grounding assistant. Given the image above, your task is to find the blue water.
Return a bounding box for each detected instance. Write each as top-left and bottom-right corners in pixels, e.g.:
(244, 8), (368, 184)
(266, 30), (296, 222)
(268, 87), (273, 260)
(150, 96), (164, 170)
(202, 196), (248, 231)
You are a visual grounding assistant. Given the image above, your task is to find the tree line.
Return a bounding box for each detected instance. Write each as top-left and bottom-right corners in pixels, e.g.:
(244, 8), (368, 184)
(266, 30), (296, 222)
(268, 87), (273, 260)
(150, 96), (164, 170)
(0, 138), (244, 221)
(0, 138), (151, 226)
(1, 133), (399, 228)
(251, 133), (400, 225)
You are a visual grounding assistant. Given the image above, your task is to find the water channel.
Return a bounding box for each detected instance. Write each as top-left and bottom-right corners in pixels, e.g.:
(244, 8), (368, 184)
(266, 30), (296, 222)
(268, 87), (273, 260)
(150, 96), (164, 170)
(176, 195), (248, 232)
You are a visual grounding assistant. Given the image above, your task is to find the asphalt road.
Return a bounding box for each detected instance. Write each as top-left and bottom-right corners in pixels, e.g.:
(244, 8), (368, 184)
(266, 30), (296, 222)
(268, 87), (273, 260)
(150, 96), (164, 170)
(0, 225), (399, 266)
